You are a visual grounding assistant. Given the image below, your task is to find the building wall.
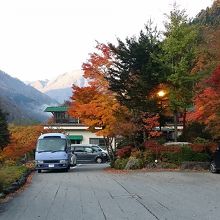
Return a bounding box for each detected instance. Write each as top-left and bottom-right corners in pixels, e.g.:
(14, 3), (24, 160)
(43, 125), (115, 148)
(66, 130), (103, 145)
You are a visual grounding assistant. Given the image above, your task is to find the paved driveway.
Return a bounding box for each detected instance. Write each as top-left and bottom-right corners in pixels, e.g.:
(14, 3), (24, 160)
(1, 164), (220, 220)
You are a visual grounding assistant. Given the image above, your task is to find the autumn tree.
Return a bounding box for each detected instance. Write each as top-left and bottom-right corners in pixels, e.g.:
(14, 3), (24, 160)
(162, 5), (199, 140)
(187, 65), (220, 138)
(69, 43), (137, 160)
(2, 125), (43, 161)
(0, 108), (10, 151)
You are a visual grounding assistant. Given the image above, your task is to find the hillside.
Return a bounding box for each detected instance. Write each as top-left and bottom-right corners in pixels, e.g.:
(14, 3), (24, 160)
(0, 70), (57, 124)
(28, 70), (86, 103)
(193, 0), (220, 26)
(193, 0), (220, 66)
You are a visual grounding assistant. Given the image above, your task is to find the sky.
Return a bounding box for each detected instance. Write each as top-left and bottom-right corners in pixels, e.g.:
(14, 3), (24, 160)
(0, 0), (213, 82)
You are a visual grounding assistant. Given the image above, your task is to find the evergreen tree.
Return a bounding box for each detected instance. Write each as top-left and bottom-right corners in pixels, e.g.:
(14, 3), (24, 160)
(0, 108), (10, 150)
(105, 22), (167, 144)
(106, 22), (166, 114)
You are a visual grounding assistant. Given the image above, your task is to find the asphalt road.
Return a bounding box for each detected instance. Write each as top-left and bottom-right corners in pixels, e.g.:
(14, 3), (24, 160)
(1, 164), (220, 220)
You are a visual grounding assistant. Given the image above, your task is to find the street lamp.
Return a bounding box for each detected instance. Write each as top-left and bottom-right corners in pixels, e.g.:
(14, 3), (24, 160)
(157, 90), (166, 131)
(157, 90), (165, 98)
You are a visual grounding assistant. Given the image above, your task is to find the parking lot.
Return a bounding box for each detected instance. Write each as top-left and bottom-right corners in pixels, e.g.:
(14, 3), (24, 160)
(1, 164), (220, 220)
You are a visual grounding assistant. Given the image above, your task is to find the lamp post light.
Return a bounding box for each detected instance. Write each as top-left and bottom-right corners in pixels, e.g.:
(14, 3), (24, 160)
(157, 90), (166, 131)
(157, 90), (165, 98)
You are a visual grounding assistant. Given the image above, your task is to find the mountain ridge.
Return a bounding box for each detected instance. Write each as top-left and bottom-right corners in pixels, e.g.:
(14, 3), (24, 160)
(0, 70), (58, 124)
(28, 70), (86, 103)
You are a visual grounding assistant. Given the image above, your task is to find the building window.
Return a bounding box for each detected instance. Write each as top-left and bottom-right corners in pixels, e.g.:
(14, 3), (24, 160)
(89, 138), (105, 148)
(71, 140), (81, 144)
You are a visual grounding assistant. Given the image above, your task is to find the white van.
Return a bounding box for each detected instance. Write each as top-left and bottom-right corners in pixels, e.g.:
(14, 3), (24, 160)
(35, 133), (73, 173)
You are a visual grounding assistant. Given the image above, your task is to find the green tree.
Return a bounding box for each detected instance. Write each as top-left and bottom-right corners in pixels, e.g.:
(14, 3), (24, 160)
(162, 5), (199, 140)
(0, 108), (10, 150)
(106, 22), (167, 144)
(107, 23), (165, 112)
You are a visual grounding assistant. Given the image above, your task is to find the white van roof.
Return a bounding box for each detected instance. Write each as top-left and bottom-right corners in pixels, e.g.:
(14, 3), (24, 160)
(39, 133), (67, 139)
(71, 144), (98, 147)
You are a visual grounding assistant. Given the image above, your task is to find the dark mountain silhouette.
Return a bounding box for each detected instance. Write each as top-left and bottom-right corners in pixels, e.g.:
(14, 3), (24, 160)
(0, 70), (58, 124)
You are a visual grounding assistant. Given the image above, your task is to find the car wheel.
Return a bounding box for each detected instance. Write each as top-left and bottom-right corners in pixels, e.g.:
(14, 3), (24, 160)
(96, 157), (103, 164)
(210, 161), (217, 173)
(38, 169), (41, 173)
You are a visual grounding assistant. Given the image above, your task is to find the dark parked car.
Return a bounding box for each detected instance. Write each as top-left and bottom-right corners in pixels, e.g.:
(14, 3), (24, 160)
(210, 147), (220, 173)
(71, 144), (109, 164)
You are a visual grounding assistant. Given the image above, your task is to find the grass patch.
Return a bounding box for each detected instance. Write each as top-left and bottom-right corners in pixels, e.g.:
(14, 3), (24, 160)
(0, 165), (28, 193)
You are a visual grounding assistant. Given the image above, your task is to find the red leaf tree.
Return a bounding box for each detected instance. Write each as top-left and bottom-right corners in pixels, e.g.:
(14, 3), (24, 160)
(187, 65), (220, 138)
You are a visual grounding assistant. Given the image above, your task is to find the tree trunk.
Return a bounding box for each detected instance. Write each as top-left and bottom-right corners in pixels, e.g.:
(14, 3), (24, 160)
(182, 108), (187, 134)
(104, 136), (115, 163)
(173, 110), (178, 141)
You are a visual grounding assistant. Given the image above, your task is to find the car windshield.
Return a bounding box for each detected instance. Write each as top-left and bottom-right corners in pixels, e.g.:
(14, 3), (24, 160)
(36, 138), (66, 152)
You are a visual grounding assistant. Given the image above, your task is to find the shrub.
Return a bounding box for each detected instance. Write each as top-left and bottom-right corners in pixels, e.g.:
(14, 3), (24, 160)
(142, 151), (155, 164)
(144, 140), (164, 156)
(4, 160), (17, 166)
(161, 147), (210, 165)
(125, 157), (144, 170)
(116, 146), (132, 158)
(162, 152), (181, 164)
(193, 153), (210, 162)
(113, 158), (129, 169)
(130, 149), (142, 158)
(144, 140), (181, 154)
(144, 140), (162, 149)
(180, 147), (195, 162)
(161, 162), (179, 169)
(205, 142), (218, 153)
(190, 143), (206, 153)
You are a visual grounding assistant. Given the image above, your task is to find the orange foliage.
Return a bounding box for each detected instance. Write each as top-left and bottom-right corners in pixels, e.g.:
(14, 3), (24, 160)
(1, 125), (44, 160)
(69, 43), (137, 139)
(82, 43), (111, 90)
(69, 85), (136, 137)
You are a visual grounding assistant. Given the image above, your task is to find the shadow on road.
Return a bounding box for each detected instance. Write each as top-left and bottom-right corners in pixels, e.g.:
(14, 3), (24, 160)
(71, 163), (110, 173)
(36, 163), (110, 174)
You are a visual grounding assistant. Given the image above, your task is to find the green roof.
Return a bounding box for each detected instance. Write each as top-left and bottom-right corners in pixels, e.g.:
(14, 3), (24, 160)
(69, 135), (83, 140)
(44, 106), (68, 112)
